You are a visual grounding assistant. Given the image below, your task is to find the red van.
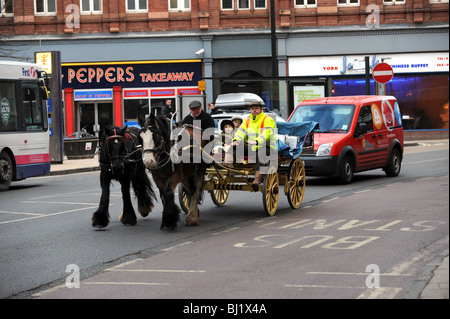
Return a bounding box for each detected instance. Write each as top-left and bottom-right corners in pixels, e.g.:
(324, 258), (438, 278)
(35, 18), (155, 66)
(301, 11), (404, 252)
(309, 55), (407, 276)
(288, 96), (404, 184)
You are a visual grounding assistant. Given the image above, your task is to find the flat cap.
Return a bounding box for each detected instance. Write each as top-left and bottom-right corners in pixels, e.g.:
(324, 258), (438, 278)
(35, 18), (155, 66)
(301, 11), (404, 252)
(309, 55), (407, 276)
(189, 100), (202, 108)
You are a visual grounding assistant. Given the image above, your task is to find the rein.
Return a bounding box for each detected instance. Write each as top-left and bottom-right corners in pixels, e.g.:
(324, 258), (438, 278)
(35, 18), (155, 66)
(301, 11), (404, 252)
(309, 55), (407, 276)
(142, 120), (172, 171)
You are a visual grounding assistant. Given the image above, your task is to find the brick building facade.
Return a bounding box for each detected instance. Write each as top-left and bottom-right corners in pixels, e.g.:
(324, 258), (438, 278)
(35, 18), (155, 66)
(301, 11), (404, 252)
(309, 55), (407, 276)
(1, 1), (448, 135)
(1, 1), (448, 34)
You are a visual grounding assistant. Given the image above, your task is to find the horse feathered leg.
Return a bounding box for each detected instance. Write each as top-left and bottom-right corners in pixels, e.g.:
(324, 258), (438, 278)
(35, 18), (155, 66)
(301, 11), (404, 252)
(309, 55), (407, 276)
(185, 168), (205, 226)
(160, 184), (180, 230)
(92, 169), (111, 228)
(119, 176), (137, 226)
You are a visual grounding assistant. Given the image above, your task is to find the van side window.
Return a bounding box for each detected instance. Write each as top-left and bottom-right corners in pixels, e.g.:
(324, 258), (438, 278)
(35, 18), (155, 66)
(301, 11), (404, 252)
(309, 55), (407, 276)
(357, 105), (374, 132)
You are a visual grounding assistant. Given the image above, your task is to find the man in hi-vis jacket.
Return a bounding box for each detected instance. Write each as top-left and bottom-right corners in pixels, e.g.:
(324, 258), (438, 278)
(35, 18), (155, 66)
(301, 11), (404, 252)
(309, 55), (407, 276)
(229, 101), (277, 189)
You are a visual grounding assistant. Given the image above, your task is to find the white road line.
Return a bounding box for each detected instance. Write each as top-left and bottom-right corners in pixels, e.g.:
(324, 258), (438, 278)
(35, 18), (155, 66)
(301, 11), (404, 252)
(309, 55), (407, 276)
(285, 284), (361, 289)
(404, 158), (447, 165)
(84, 281), (170, 286)
(305, 271), (411, 277)
(323, 197), (340, 203)
(161, 241), (193, 252)
(0, 210), (44, 216)
(22, 201), (99, 205)
(357, 287), (402, 299)
(107, 269), (207, 273)
(354, 189), (371, 194)
(0, 206), (97, 225)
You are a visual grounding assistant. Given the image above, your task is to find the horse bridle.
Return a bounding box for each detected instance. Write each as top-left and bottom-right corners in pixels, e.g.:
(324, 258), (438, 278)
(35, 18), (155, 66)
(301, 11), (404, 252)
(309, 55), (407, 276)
(141, 120), (172, 171)
(102, 130), (141, 168)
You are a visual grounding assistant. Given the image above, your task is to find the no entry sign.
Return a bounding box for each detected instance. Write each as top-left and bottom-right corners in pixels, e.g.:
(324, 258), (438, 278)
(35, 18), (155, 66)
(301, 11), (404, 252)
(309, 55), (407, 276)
(372, 63), (394, 84)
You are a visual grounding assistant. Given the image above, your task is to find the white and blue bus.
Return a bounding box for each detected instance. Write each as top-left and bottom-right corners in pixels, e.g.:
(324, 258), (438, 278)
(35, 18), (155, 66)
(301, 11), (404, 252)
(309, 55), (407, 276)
(0, 60), (50, 191)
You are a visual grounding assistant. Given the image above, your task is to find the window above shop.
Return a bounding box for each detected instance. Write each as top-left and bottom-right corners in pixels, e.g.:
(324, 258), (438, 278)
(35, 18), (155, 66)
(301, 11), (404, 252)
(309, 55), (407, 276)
(0, 0), (13, 17)
(221, 0), (267, 10)
(81, 0), (103, 15)
(169, 0), (191, 12)
(35, 0), (56, 16)
(383, 0), (406, 5)
(337, 0), (360, 6)
(126, 0), (148, 13)
(295, 0), (317, 8)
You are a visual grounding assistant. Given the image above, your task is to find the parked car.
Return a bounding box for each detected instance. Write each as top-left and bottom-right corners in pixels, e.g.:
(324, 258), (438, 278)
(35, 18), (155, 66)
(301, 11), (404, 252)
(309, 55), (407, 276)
(288, 95), (404, 184)
(212, 92), (286, 132)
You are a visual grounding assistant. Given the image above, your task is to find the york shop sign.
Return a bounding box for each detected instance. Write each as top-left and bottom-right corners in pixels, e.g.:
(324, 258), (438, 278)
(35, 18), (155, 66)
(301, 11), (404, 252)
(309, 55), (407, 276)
(61, 60), (202, 89)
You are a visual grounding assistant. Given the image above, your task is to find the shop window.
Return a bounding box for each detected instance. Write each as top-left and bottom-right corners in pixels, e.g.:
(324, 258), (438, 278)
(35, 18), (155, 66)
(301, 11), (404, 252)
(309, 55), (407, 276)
(150, 98), (175, 116)
(337, 0), (360, 6)
(169, 0), (191, 11)
(332, 74), (449, 129)
(126, 0), (147, 13)
(35, 0), (56, 15)
(295, 0), (317, 8)
(0, 81), (17, 132)
(429, 0), (449, 3)
(124, 99), (150, 126)
(81, 0), (102, 14)
(383, 0), (405, 5)
(0, 0), (13, 16)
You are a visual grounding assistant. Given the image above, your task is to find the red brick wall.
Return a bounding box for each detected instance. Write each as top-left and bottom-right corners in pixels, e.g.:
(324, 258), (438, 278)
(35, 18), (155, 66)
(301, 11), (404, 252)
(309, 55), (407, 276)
(0, 0), (448, 36)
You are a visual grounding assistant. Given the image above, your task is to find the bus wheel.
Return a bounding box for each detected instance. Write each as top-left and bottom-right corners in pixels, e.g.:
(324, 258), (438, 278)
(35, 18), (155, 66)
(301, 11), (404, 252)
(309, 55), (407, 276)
(0, 151), (13, 191)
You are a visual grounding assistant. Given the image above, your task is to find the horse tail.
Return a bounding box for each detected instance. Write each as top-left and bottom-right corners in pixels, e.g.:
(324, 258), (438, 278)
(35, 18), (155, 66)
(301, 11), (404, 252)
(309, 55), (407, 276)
(132, 165), (157, 213)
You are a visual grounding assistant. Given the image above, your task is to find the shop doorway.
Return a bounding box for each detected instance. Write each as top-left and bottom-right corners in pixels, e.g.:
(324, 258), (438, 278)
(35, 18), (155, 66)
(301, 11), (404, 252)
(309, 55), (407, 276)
(78, 102), (113, 137)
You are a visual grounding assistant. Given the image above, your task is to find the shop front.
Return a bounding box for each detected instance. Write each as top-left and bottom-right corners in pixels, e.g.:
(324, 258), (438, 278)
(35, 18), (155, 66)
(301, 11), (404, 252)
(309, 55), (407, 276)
(62, 59), (203, 136)
(288, 52), (449, 130)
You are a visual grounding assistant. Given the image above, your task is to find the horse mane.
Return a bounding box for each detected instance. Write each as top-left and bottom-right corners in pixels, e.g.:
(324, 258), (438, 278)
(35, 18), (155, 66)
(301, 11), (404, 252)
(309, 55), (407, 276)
(154, 115), (172, 144)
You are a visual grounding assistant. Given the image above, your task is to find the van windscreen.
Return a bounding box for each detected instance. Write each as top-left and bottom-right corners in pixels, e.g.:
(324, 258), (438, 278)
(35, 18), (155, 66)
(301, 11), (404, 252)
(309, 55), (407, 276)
(290, 104), (356, 132)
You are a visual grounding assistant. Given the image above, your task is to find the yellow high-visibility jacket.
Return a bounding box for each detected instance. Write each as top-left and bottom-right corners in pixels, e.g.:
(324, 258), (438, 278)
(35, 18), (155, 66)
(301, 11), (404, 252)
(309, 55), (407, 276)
(233, 112), (277, 151)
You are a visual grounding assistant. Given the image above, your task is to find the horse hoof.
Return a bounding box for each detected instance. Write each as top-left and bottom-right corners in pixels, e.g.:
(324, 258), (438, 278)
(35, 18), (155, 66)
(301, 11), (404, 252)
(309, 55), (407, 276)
(92, 213), (109, 228)
(161, 224), (177, 231)
(119, 212), (137, 226)
(138, 205), (153, 217)
(185, 217), (199, 226)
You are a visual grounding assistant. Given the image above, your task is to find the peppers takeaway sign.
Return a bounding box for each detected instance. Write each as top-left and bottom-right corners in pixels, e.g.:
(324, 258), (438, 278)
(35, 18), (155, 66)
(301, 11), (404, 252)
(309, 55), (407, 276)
(61, 60), (202, 90)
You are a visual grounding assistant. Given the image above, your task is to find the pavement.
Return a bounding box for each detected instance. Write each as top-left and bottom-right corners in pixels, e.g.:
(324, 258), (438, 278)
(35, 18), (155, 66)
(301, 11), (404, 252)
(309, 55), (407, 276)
(44, 139), (449, 299)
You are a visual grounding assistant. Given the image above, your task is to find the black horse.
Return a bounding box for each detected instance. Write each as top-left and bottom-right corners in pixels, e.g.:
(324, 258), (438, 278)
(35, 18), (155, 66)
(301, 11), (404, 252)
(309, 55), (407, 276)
(138, 113), (209, 230)
(92, 125), (155, 228)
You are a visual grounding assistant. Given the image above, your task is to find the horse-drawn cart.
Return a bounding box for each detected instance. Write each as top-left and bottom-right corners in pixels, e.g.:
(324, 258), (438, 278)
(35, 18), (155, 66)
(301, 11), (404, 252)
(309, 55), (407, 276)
(179, 121), (317, 216)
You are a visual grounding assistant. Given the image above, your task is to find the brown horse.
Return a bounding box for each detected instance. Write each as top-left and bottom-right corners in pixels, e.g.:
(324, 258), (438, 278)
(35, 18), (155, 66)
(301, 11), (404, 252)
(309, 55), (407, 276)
(138, 113), (212, 230)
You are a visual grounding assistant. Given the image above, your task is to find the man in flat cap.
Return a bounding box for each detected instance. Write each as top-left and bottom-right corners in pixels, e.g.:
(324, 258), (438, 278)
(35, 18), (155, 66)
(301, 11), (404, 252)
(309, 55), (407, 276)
(181, 100), (215, 132)
(180, 100), (216, 154)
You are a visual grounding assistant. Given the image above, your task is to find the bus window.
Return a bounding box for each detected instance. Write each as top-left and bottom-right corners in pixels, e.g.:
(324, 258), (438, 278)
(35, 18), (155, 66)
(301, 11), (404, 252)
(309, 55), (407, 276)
(0, 81), (18, 132)
(22, 83), (45, 131)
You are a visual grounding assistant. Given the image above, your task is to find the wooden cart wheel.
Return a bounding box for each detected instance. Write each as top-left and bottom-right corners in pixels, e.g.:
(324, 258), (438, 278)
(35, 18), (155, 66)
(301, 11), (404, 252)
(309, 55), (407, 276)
(207, 173), (229, 207)
(262, 168), (279, 216)
(287, 158), (306, 209)
(178, 183), (190, 213)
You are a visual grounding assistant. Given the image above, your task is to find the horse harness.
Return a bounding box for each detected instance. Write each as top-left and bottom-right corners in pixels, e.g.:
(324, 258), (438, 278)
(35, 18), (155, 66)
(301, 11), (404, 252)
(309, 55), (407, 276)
(100, 128), (142, 170)
(141, 119), (172, 171)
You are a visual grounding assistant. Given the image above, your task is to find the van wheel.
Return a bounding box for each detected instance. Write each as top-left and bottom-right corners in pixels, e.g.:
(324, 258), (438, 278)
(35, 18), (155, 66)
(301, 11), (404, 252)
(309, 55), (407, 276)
(0, 151), (13, 191)
(385, 149), (401, 177)
(339, 155), (354, 184)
